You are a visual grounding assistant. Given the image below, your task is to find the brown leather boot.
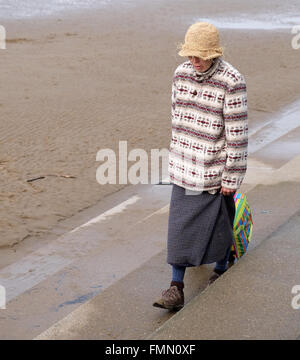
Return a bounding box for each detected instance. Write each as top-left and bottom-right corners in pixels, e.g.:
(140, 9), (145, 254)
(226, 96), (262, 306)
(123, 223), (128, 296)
(152, 281), (184, 310)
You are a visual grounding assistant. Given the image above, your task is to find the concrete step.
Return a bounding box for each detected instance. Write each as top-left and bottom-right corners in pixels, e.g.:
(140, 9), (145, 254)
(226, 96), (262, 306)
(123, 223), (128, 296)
(34, 249), (215, 340)
(148, 208), (300, 340)
(34, 178), (300, 340)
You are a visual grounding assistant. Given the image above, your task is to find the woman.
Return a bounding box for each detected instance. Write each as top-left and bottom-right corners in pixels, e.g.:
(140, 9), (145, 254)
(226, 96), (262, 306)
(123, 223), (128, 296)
(153, 22), (248, 310)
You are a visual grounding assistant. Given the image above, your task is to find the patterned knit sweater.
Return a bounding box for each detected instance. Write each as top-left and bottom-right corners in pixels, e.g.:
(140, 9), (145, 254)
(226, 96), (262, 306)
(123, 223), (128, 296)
(168, 57), (248, 193)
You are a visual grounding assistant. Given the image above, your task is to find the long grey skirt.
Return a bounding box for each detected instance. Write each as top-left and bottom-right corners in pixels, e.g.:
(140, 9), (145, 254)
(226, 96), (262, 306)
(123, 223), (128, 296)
(167, 183), (236, 267)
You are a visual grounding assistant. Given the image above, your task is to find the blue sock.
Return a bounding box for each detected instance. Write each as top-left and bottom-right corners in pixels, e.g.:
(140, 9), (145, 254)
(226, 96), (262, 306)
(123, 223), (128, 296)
(172, 265), (186, 283)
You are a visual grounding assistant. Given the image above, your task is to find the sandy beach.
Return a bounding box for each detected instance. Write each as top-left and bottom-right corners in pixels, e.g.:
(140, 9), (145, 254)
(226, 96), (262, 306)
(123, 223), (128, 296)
(1, 0), (300, 255)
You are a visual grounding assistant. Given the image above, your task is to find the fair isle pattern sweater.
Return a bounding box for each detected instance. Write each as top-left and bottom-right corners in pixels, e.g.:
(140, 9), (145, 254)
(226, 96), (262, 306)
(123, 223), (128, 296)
(168, 57), (248, 192)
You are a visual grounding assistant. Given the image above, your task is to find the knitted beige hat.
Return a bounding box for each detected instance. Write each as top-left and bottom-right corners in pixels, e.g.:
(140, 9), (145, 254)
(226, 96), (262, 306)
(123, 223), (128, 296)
(178, 22), (224, 60)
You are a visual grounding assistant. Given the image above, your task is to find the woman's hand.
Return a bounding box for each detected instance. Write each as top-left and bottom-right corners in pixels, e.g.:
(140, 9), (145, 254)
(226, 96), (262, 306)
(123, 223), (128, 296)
(220, 186), (236, 196)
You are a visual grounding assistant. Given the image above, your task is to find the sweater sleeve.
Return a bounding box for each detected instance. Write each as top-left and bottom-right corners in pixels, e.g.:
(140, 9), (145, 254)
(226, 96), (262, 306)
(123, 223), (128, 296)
(221, 76), (248, 190)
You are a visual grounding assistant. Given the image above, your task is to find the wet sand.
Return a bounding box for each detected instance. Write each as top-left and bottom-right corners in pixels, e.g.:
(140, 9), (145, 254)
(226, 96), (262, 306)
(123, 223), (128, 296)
(0, 0), (300, 251)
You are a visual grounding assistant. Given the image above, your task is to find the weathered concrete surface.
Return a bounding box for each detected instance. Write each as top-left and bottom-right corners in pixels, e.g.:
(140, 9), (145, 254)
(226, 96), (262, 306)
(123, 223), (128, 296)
(35, 179), (300, 340)
(34, 250), (214, 340)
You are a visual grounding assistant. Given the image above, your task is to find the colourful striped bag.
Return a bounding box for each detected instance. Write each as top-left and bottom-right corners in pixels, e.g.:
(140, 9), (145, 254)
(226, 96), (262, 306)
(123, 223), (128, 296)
(230, 192), (253, 262)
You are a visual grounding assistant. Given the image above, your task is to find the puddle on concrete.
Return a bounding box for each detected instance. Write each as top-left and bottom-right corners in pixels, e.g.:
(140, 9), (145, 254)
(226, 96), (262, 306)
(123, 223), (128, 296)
(249, 100), (300, 161)
(56, 290), (101, 310)
(253, 137), (300, 169)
